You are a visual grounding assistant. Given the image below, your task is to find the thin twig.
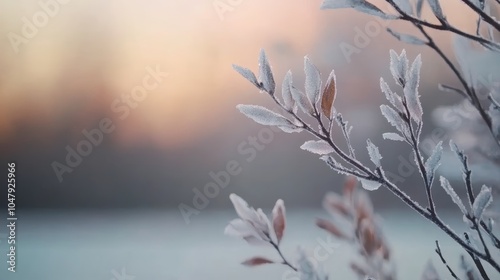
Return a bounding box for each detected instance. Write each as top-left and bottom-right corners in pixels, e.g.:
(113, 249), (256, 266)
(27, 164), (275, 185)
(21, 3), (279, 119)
(480, 220), (500, 249)
(385, 0), (500, 50)
(270, 240), (297, 272)
(414, 24), (500, 149)
(435, 240), (461, 280)
(461, 0), (500, 32)
(401, 95), (436, 215)
(464, 232), (490, 280)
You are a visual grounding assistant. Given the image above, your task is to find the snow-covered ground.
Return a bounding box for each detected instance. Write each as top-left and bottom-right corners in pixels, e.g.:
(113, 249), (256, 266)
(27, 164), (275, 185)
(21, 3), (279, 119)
(3, 209), (497, 280)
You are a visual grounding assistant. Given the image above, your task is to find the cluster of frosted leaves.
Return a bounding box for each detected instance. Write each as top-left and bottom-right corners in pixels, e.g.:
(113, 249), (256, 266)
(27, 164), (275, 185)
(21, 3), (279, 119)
(320, 0), (452, 24)
(439, 142), (494, 222)
(224, 194), (329, 279)
(428, 0), (500, 176)
(234, 50), (337, 134)
(430, 99), (500, 182)
(234, 50), (385, 191)
(225, 194), (286, 247)
(380, 51), (495, 221)
(431, 36), (500, 180)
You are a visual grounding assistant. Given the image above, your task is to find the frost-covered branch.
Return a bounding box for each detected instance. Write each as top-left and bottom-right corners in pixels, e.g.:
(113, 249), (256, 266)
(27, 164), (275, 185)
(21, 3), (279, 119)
(413, 24), (500, 149)
(322, 0), (500, 149)
(460, 0), (500, 32)
(232, 49), (500, 276)
(379, 0), (500, 50)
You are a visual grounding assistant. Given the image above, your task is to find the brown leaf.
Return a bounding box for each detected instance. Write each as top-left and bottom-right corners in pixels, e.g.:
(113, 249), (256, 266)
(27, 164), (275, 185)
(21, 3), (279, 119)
(316, 218), (348, 239)
(343, 176), (357, 201)
(241, 256), (274, 266)
(323, 192), (350, 217)
(355, 191), (374, 223)
(320, 70), (337, 118)
(359, 219), (378, 256)
(272, 199), (286, 244)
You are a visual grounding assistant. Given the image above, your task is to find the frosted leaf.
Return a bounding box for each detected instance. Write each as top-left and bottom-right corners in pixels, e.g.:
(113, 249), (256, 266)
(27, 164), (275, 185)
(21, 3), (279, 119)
(449, 139), (460, 155)
(232, 64), (259, 88)
(487, 218), (494, 231)
(387, 28), (426, 45)
(237, 105), (293, 127)
(389, 50), (402, 85)
(366, 139), (382, 167)
(389, 49), (408, 86)
(440, 176), (468, 214)
(271, 199), (286, 244)
(224, 219), (256, 237)
(242, 236), (269, 246)
(320, 0), (356, 9)
(427, 0), (445, 21)
(301, 140), (334, 155)
(380, 104), (409, 137)
(296, 248), (328, 280)
(489, 102), (500, 138)
(229, 194), (258, 222)
(383, 132), (406, 141)
(380, 77), (394, 104)
(463, 214), (474, 228)
(416, 0), (424, 18)
(399, 50), (409, 76)
(392, 94), (405, 113)
(380, 78), (405, 112)
(358, 178), (382, 191)
(258, 49), (276, 95)
(394, 0), (413, 15)
(353, 2), (397, 19)
(421, 261), (440, 280)
(449, 140), (467, 168)
(473, 185), (492, 219)
(291, 85), (314, 115)
(320, 0), (396, 19)
(404, 54), (423, 122)
(304, 56), (321, 107)
(281, 71), (296, 112)
(297, 248), (316, 280)
(424, 141), (443, 186)
(316, 218), (348, 239)
(321, 70), (337, 118)
(277, 125), (303, 133)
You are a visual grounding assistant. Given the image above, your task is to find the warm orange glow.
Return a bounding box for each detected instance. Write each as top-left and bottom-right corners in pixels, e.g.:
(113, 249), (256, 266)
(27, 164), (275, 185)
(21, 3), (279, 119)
(0, 0), (475, 149)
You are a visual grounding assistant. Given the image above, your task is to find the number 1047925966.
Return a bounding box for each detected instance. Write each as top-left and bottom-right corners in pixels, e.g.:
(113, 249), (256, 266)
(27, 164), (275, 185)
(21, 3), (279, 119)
(7, 162), (17, 273)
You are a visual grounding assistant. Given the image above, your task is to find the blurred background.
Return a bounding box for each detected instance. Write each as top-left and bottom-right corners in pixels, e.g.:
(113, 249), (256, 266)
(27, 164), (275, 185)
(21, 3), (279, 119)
(0, 0), (498, 279)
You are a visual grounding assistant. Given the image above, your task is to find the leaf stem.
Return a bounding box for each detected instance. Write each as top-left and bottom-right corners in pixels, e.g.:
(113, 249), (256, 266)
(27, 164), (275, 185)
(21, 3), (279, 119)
(270, 240), (297, 272)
